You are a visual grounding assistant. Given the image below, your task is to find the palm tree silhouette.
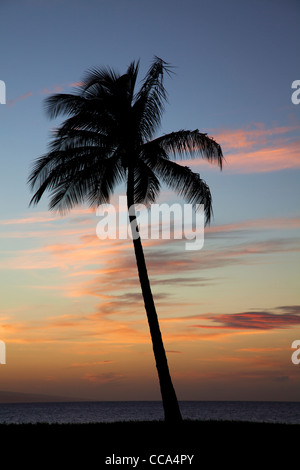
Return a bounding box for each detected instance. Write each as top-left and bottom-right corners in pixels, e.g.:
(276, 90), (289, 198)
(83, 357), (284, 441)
(28, 57), (223, 423)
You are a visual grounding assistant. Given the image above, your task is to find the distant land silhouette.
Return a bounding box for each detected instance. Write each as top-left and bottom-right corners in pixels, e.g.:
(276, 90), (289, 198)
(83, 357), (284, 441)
(0, 390), (84, 403)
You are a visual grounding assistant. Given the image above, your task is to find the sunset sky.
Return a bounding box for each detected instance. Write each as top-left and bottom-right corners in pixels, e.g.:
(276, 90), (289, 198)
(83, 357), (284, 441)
(0, 0), (299, 402)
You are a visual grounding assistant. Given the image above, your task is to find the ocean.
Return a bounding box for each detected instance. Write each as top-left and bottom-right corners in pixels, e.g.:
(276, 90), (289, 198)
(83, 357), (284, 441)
(0, 400), (299, 424)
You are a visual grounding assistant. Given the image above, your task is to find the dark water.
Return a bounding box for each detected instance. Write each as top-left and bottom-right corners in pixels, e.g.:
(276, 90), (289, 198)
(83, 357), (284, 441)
(0, 401), (299, 424)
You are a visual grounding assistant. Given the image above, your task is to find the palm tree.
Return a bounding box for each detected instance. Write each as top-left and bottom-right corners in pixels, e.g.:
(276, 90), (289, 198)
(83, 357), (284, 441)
(28, 57), (223, 423)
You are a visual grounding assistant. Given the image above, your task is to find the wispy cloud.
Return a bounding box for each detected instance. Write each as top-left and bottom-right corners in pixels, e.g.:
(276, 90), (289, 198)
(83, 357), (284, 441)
(41, 85), (64, 94)
(206, 216), (300, 235)
(0, 208), (93, 226)
(184, 123), (300, 174)
(83, 372), (124, 383)
(7, 91), (33, 107)
(214, 124), (298, 151)
(69, 81), (84, 88)
(2, 210), (299, 304)
(40, 81), (84, 95)
(192, 305), (300, 330)
(69, 360), (113, 368)
(6, 80), (85, 108)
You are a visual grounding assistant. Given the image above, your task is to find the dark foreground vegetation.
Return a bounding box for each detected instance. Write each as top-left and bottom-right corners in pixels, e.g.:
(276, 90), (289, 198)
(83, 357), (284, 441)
(0, 420), (298, 467)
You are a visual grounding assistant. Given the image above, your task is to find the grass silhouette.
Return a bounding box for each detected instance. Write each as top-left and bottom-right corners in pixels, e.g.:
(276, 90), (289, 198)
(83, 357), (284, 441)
(1, 420), (298, 466)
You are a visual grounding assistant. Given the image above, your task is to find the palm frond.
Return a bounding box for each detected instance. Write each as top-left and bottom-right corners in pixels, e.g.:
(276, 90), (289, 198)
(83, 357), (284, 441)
(28, 145), (117, 208)
(133, 57), (172, 141)
(82, 65), (120, 97)
(87, 155), (125, 207)
(44, 93), (87, 119)
(147, 156), (213, 224)
(81, 61), (138, 106)
(45, 155), (124, 212)
(133, 160), (160, 205)
(49, 128), (114, 152)
(136, 56), (172, 101)
(51, 112), (116, 137)
(150, 129), (224, 169)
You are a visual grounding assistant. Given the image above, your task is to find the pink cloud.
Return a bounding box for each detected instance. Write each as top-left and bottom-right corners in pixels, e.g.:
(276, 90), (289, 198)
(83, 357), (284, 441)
(192, 305), (300, 330)
(213, 124), (298, 151)
(182, 123), (300, 174)
(69, 81), (84, 88)
(7, 91), (33, 106)
(0, 207), (94, 227)
(41, 85), (64, 95)
(206, 216), (300, 234)
(40, 81), (83, 95)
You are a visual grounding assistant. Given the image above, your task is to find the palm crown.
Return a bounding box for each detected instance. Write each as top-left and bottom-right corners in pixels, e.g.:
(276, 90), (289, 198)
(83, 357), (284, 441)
(29, 57), (223, 221)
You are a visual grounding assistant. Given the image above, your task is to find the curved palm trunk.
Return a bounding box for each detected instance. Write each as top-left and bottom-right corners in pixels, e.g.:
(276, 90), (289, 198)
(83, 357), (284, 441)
(127, 168), (182, 423)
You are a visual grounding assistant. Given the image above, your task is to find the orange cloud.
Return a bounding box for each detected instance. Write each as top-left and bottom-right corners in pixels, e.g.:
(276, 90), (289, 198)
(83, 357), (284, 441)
(237, 347), (283, 352)
(2, 206), (299, 312)
(83, 372), (124, 383)
(69, 361), (113, 368)
(2, 205), (299, 350)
